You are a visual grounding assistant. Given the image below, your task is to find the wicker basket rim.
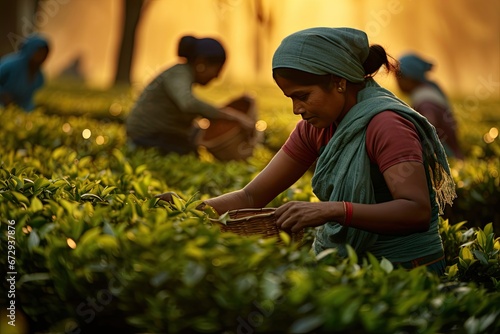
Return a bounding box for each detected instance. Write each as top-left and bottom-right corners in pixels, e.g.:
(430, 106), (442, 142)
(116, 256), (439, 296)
(209, 208), (276, 224)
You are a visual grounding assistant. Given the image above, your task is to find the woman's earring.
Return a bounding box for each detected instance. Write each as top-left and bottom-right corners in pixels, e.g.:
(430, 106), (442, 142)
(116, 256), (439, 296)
(337, 87), (343, 93)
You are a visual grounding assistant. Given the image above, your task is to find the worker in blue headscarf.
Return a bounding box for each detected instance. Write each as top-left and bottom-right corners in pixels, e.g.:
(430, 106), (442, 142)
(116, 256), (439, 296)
(0, 34), (49, 112)
(396, 53), (464, 159)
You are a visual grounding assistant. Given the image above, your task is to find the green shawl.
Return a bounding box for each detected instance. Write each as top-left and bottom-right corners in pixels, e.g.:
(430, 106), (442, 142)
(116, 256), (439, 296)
(311, 79), (456, 257)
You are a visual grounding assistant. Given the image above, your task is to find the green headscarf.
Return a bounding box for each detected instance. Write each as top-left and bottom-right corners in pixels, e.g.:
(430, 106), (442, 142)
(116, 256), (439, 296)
(272, 27), (368, 83)
(272, 27), (456, 259)
(312, 79), (455, 258)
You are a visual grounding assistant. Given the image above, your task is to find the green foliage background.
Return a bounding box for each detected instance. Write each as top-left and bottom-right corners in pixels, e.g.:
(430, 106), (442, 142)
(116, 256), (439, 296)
(0, 81), (499, 333)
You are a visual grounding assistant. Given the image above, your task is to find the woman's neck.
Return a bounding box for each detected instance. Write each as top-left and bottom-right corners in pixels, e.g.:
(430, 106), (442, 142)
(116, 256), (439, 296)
(334, 84), (362, 126)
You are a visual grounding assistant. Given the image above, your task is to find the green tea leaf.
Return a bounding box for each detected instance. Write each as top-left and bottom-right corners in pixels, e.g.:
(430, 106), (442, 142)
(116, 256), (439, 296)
(346, 244), (358, 265)
(101, 186), (117, 197)
(174, 195), (187, 211)
(28, 230), (40, 251)
(476, 230), (487, 250)
(217, 211), (230, 226)
(29, 196), (44, 212)
(96, 235), (119, 252)
(11, 191), (30, 205)
(289, 315), (324, 333)
(135, 164), (148, 174)
(192, 317), (221, 332)
(460, 247), (474, 260)
(12, 176), (24, 191)
(279, 231), (291, 245)
(182, 261), (206, 287)
(380, 258), (394, 274)
(79, 227), (102, 247)
(484, 223), (493, 236)
(34, 177), (50, 191)
(472, 249), (489, 265)
(17, 273), (51, 286)
(447, 264), (458, 278)
(366, 253), (380, 270)
(81, 193), (104, 202)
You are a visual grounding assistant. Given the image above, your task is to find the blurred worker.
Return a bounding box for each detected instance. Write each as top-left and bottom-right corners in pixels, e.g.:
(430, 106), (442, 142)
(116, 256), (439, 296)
(396, 53), (464, 159)
(0, 34), (50, 111)
(126, 35), (255, 157)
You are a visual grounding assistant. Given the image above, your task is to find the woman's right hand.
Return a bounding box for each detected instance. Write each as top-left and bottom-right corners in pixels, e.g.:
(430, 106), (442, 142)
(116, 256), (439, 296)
(219, 107), (255, 133)
(155, 191), (181, 204)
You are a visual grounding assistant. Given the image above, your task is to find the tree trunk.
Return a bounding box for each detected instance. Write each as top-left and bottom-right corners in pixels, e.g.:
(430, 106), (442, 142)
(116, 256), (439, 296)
(0, 1), (19, 56)
(114, 0), (144, 85)
(1, 0), (39, 55)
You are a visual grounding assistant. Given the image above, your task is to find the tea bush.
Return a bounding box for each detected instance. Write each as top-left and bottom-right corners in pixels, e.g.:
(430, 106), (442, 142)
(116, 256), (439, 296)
(36, 81), (500, 231)
(444, 98), (500, 231)
(0, 83), (499, 333)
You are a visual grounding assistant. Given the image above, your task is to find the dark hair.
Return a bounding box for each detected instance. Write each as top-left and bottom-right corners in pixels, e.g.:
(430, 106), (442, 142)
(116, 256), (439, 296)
(177, 35), (226, 65)
(178, 35), (198, 63)
(363, 44), (399, 78)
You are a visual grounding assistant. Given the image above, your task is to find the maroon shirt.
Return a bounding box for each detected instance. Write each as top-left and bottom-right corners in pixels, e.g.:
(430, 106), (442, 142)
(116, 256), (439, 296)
(282, 111), (423, 173)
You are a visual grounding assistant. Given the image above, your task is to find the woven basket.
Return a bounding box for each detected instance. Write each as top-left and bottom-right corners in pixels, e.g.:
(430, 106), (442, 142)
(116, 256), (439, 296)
(195, 95), (261, 161)
(212, 208), (304, 244)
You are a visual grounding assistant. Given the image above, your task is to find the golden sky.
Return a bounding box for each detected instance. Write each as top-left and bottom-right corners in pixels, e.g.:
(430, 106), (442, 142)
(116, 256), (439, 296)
(38, 0), (499, 98)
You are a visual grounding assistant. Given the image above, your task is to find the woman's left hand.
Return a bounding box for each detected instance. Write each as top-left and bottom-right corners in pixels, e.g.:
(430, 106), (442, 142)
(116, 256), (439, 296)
(274, 201), (342, 233)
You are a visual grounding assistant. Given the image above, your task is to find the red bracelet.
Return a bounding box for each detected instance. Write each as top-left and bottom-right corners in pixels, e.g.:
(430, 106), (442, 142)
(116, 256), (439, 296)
(342, 201), (347, 224)
(344, 201), (353, 227)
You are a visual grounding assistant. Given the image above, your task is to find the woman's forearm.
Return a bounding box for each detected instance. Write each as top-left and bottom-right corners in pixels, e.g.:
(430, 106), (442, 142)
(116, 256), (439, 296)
(276, 198), (431, 236)
(347, 199), (431, 235)
(204, 189), (255, 214)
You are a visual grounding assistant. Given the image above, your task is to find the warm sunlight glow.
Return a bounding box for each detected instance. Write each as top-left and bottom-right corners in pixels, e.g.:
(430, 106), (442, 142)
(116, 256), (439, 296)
(82, 129), (92, 139)
(38, 0), (499, 97)
(67, 238), (77, 249)
(484, 133), (494, 144)
(109, 102), (123, 116)
(255, 120), (267, 132)
(62, 123), (72, 133)
(197, 118), (210, 130)
(489, 127), (498, 139)
(96, 135), (105, 145)
(22, 226), (32, 234)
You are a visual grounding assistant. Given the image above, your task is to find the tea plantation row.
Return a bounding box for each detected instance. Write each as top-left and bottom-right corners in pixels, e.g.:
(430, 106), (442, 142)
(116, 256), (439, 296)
(0, 84), (499, 333)
(36, 81), (500, 231)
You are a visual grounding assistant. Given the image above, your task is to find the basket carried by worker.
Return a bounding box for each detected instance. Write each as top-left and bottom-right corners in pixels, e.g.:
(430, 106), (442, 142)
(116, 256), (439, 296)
(195, 95), (262, 161)
(211, 208), (304, 244)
